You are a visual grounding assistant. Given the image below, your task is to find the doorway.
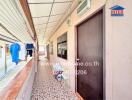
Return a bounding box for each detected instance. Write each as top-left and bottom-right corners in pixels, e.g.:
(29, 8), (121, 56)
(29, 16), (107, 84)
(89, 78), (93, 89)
(46, 44), (50, 60)
(76, 10), (103, 100)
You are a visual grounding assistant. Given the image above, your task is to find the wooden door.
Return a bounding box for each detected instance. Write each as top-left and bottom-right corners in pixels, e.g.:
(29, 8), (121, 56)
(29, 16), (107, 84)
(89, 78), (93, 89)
(77, 10), (103, 100)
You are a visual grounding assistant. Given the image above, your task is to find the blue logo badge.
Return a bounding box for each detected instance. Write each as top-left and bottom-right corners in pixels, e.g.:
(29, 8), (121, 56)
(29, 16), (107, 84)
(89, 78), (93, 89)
(110, 5), (125, 16)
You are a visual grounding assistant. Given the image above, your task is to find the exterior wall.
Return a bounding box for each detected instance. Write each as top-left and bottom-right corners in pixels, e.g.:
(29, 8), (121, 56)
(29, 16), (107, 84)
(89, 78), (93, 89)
(49, 0), (132, 100)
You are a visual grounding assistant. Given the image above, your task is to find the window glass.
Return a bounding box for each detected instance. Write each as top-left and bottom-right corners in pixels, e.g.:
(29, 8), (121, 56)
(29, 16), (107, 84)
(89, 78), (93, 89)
(0, 42), (5, 79)
(57, 33), (67, 59)
(6, 44), (14, 72)
(0, 46), (2, 58)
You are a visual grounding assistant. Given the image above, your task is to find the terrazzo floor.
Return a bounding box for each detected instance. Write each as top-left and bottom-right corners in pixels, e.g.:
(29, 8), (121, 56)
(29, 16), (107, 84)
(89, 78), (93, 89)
(31, 57), (78, 100)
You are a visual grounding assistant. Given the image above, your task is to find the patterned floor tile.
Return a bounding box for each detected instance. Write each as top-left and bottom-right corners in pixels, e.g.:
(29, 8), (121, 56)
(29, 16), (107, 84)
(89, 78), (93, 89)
(31, 59), (78, 100)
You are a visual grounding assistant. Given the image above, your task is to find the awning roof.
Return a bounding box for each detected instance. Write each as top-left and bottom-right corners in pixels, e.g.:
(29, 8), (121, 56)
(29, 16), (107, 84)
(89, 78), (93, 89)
(0, 0), (34, 43)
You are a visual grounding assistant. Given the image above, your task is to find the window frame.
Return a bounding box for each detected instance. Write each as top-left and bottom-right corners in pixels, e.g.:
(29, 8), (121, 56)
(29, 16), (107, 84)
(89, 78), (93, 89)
(57, 32), (67, 60)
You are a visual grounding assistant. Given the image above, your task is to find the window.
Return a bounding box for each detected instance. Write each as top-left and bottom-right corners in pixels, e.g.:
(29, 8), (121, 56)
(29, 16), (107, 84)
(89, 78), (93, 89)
(57, 33), (67, 59)
(0, 42), (5, 79)
(0, 41), (32, 89)
(6, 44), (14, 73)
(0, 46), (2, 58)
(6, 44), (10, 56)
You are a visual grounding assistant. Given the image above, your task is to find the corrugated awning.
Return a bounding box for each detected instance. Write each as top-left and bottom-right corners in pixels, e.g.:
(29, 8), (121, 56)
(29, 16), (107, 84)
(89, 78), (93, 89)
(0, 0), (34, 43)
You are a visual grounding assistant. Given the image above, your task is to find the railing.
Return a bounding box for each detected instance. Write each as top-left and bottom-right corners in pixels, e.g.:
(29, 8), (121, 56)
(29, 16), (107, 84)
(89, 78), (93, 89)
(0, 58), (34, 99)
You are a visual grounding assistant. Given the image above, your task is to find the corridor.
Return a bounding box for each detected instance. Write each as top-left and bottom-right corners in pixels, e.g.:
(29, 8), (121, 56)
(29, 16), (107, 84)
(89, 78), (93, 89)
(0, 0), (132, 100)
(31, 57), (78, 100)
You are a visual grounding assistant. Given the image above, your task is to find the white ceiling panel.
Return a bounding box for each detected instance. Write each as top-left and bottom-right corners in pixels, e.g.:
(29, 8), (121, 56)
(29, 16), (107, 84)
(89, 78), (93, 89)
(46, 29), (52, 32)
(55, 0), (72, 2)
(33, 17), (48, 25)
(36, 29), (44, 33)
(47, 22), (57, 27)
(49, 14), (63, 22)
(51, 2), (72, 15)
(28, 0), (53, 3)
(46, 27), (55, 32)
(29, 4), (52, 17)
(37, 33), (44, 37)
(35, 27), (45, 32)
(44, 31), (53, 39)
(35, 24), (46, 29)
(36, 29), (45, 35)
(36, 28), (45, 31)
(28, 0), (73, 44)
(47, 26), (55, 29)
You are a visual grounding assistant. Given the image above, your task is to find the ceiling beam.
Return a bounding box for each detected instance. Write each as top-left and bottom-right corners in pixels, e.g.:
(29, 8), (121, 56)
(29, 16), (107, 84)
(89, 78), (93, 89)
(43, 0), (55, 39)
(35, 20), (58, 26)
(19, 0), (37, 41)
(33, 13), (64, 18)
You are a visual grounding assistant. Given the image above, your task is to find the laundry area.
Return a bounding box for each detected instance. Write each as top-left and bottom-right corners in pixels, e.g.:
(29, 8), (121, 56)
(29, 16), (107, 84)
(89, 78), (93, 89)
(0, 41), (34, 78)
(0, 0), (132, 100)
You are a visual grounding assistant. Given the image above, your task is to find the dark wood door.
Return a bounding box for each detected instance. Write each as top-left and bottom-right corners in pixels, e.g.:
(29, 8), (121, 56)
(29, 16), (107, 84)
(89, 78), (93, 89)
(77, 10), (103, 100)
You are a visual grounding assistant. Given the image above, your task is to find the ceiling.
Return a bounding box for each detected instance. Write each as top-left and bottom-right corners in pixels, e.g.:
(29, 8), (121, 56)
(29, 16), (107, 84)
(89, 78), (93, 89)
(0, 0), (34, 44)
(28, 0), (73, 44)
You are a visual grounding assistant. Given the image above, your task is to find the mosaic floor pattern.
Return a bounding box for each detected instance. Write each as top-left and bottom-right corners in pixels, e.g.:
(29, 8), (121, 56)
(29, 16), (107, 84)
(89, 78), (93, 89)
(31, 58), (78, 100)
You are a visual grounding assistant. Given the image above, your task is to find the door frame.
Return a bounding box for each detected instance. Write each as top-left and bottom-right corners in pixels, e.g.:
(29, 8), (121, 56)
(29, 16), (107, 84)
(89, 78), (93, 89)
(74, 6), (106, 100)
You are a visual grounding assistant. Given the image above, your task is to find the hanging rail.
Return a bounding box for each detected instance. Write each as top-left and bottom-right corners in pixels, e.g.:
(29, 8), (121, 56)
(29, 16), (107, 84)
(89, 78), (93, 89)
(0, 34), (18, 42)
(0, 37), (14, 43)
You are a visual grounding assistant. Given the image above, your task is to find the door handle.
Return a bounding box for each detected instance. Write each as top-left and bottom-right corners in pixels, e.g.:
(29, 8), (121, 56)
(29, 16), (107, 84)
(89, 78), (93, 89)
(76, 58), (80, 61)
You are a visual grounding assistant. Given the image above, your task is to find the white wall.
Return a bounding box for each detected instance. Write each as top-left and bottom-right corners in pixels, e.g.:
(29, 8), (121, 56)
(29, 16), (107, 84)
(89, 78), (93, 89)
(49, 0), (132, 100)
(49, 0), (106, 92)
(105, 0), (132, 100)
(39, 45), (45, 52)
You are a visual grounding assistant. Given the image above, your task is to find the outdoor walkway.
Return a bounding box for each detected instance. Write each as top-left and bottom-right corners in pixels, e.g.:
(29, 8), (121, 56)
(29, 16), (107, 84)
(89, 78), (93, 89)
(31, 57), (78, 100)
